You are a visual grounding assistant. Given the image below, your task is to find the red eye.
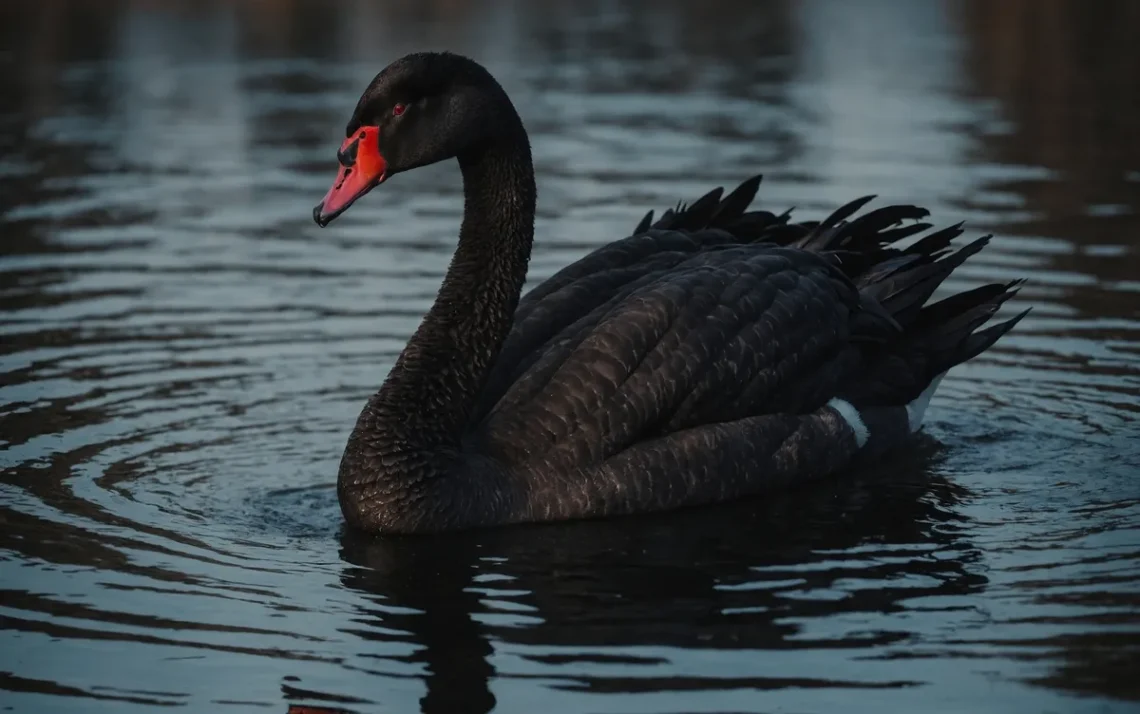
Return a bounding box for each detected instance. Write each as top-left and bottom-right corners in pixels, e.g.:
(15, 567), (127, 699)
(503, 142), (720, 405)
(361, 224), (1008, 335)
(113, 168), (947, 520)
(393, 103), (406, 116)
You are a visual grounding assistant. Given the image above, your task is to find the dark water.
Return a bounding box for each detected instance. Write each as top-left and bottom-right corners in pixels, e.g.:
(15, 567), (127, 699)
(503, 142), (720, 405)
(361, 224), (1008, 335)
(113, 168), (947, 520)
(2, 1), (1139, 712)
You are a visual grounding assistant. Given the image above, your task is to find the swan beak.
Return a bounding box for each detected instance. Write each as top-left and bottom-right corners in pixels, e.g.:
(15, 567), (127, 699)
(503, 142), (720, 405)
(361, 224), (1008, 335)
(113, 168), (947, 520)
(313, 126), (387, 226)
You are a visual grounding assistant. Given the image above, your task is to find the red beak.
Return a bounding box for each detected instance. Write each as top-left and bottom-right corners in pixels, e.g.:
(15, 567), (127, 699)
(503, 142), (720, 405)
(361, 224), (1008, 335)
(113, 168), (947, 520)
(313, 126), (387, 226)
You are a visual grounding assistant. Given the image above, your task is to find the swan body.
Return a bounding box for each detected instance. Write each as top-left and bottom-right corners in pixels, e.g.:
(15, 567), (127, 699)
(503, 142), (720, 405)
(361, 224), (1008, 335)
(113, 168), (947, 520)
(313, 52), (1026, 534)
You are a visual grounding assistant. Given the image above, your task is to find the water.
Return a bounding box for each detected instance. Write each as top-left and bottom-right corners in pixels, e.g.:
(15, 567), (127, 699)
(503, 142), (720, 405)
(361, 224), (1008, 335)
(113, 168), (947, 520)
(2, 1), (1138, 712)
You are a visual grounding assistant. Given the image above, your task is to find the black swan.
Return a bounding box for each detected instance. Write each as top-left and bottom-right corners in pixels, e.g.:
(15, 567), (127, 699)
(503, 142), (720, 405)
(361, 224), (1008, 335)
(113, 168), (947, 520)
(313, 51), (1026, 534)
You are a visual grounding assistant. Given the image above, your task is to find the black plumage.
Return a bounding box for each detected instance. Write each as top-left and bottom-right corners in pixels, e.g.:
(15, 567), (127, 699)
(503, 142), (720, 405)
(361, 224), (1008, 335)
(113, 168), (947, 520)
(314, 52), (1027, 534)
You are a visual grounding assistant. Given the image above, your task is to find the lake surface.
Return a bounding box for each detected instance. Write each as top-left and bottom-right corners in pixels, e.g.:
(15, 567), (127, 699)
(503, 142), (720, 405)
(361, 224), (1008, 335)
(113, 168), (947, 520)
(2, 1), (1139, 712)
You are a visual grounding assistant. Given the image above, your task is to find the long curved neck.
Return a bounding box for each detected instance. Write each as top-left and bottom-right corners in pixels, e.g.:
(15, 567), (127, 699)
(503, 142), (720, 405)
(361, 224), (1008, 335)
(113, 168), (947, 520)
(365, 129), (536, 452)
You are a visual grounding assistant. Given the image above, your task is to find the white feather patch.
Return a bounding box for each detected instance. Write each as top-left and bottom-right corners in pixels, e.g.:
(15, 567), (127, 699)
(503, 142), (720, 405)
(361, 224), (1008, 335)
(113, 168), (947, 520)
(827, 398), (869, 448)
(906, 372), (946, 432)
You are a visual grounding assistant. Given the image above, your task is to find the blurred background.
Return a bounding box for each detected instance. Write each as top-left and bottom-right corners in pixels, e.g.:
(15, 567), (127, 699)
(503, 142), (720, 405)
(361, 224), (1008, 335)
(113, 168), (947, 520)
(1, 1), (1138, 713)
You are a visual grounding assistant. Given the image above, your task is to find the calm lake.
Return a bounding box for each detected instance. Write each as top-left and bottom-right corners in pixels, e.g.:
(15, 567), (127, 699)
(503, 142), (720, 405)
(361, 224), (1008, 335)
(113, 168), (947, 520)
(2, 1), (1138, 712)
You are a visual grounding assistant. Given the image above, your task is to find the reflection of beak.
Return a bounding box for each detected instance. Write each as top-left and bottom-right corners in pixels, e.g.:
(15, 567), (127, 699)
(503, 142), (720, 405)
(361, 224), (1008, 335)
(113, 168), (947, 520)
(312, 126), (387, 227)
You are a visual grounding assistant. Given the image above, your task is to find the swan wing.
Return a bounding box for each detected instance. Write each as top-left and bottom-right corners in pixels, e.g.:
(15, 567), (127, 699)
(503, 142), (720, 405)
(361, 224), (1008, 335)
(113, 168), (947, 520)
(474, 245), (870, 467)
(474, 179), (936, 422)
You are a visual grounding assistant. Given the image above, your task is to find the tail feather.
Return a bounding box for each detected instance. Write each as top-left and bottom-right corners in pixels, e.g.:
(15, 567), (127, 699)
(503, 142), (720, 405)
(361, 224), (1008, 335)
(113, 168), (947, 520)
(835, 204), (930, 248)
(639, 175), (780, 239)
(869, 236), (993, 325)
(633, 184), (1026, 421)
(905, 222), (966, 258)
(630, 183), (1026, 414)
(673, 187), (725, 230)
(818, 195), (878, 231)
(874, 221), (934, 246)
(845, 233), (1024, 407)
(852, 253), (925, 288)
(939, 307), (1030, 370)
(634, 210), (655, 234)
(727, 210), (786, 238)
(915, 279), (1025, 332)
(859, 285), (1027, 406)
(710, 174), (763, 225)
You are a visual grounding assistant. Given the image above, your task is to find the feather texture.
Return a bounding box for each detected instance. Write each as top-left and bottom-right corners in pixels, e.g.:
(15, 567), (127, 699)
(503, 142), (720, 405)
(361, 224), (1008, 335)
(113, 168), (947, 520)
(326, 53), (1026, 534)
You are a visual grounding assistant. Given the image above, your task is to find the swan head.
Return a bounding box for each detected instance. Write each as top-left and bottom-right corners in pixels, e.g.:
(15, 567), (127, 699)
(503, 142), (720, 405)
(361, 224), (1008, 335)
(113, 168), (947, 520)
(314, 51), (517, 227)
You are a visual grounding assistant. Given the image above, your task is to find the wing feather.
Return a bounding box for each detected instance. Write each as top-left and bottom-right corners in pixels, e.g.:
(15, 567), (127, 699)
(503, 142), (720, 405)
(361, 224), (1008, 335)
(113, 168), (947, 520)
(477, 247), (861, 468)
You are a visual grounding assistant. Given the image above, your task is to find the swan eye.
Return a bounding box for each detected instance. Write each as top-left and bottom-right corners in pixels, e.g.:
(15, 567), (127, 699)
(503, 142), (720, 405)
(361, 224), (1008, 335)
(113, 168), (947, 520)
(393, 103), (406, 116)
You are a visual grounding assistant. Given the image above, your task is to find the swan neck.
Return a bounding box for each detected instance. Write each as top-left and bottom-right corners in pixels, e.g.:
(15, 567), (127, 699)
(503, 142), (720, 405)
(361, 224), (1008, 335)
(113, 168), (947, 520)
(365, 130), (535, 451)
